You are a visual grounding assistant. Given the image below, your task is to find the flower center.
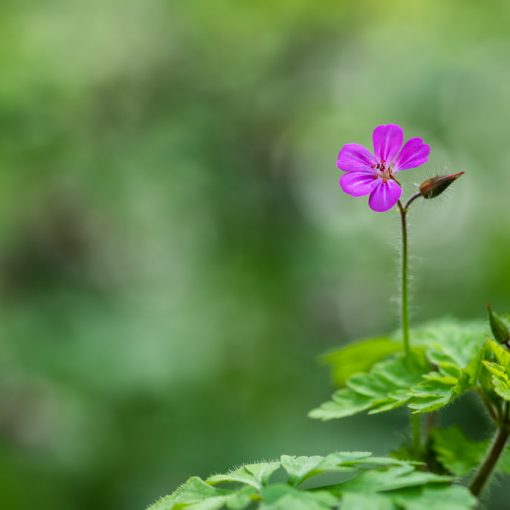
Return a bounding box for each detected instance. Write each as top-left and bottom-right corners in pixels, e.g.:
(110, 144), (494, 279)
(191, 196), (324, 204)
(374, 161), (393, 180)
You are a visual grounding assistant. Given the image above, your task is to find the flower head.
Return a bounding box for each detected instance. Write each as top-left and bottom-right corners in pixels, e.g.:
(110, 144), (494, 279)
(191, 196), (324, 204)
(337, 124), (430, 212)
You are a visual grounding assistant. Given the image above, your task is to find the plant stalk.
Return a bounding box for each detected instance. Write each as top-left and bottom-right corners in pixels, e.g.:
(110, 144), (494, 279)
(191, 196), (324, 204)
(397, 200), (410, 358)
(469, 423), (510, 497)
(397, 196), (422, 455)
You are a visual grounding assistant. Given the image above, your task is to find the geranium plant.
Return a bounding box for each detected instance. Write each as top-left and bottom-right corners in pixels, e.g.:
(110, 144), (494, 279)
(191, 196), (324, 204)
(146, 124), (509, 509)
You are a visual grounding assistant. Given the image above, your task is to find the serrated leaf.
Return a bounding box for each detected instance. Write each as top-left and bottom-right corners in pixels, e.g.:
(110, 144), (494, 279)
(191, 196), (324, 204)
(341, 485), (476, 510)
(312, 319), (489, 420)
(393, 485), (477, 510)
(260, 484), (337, 510)
(482, 341), (510, 401)
(207, 462), (280, 490)
(432, 426), (510, 477)
(405, 321), (487, 413)
(147, 495), (175, 510)
(280, 455), (325, 486)
(310, 353), (428, 421)
(408, 320), (487, 368)
(146, 477), (254, 510)
(487, 339), (510, 368)
(280, 452), (403, 486)
(149, 453), (475, 510)
(321, 337), (402, 387)
(432, 427), (487, 477)
(341, 492), (395, 510)
(337, 464), (452, 493)
(166, 477), (219, 505)
(308, 388), (373, 420)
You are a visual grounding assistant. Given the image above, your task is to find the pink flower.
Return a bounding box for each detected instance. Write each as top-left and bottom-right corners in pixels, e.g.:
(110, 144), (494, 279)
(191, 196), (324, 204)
(336, 124), (430, 212)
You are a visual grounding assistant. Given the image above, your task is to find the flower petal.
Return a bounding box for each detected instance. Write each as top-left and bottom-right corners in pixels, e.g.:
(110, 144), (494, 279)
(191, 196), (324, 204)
(372, 124), (404, 163)
(340, 172), (378, 197)
(337, 143), (377, 172)
(368, 179), (402, 212)
(393, 137), (430, 171)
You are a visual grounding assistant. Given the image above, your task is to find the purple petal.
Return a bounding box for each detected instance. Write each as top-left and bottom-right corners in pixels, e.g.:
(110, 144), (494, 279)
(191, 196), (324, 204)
(372, 124), (404, 163)
(393, 137), (430, 171)
(337, 143), (377, 172)
(340, 172), (378, 197)
(368, 179), (402, 212)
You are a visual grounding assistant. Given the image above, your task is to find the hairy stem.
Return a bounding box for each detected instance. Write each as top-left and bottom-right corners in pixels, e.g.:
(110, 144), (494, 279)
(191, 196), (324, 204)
(397, 200), (410, 358)
(397, 197), (422, 455)
(470, 423), (510, 497)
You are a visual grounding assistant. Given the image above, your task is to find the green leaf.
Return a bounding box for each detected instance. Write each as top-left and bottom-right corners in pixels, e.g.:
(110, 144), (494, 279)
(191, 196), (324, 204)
(280, 455), (325, 486)
(146, 476), (255, 510)
(432, 427), (487, 476)
(208, 462), (281, 490)
(409, 319), (487, 368)
(393, 485), (477, 510)
(337, 464), (452, 493)
(341, 485), (477, 510)
(147, 495), (175, 510)
(149, 453), (476, 510)
(260, 484), (337, 510)
(321, 337), (402, 387)
(309, 352), (429, 421)
(483, 340), (510, 400)
(432, 426), (510, 477)
(311, 319), (489, 420)
(341, 493), (395, 510)
(280, 452), (402, 486)
(308, 388), (373, 420)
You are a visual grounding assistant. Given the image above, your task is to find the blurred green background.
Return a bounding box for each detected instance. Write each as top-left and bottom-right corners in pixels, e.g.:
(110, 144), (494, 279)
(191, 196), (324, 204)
(1, 1), (510, 508)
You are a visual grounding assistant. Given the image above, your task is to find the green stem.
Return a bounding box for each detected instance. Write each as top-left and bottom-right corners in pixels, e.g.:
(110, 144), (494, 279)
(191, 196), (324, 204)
(397, 200), (410, 357)
(397, 196), (422, 456)
(469, 423), (510, 497)
(411, 413), (422, 456)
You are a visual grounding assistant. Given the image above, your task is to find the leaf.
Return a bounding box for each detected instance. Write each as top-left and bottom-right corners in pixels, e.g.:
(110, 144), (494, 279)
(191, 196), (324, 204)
(393, 485), (477, 510)
(405, 320), (487, 413)
(260, 484), (337, 510)
(311, 319), (489, 420)
(280, 455), (325, 486)
(280, 452), (402, 486)
(321, 337), (402, 387)
(341, 493), (395, 510)
(308, 388), (373, 420)
(337, 464), (452, 493)
(341, 485), (477, 510)
(309, 352), (429, 421)
(208, 462), (281, 490)
(146, 477), (254, 510)
(432, 427), (487, 476)
(147, 495), (175, 510)
(149, 453), (476, 510)
(486, 338), (510, 368)
(483, 341), (510, 401)
(432, 426), (510, 477)
(408, 319), (487, 369)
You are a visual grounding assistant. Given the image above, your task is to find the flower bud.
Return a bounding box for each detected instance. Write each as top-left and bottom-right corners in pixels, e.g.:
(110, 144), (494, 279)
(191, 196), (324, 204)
(487, 305), (510, 346)
(419, 172), (464, 199)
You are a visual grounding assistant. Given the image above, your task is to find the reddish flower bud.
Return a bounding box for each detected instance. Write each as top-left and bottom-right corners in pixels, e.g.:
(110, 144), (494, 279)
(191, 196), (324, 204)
(419, 172), (464, 199)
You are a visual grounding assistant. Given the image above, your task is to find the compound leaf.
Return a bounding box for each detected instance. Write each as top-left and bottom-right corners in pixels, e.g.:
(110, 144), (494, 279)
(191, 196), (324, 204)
(208, 462), (281, 490)
(321, 337), (401, 386)
(311, 319), (488, 420)
(148, 454), (476, 510)
(432, 426), (510, 477)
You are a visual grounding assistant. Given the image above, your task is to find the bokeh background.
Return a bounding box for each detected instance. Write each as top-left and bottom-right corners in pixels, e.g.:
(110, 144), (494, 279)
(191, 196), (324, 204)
(1, 1), (510, 508)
